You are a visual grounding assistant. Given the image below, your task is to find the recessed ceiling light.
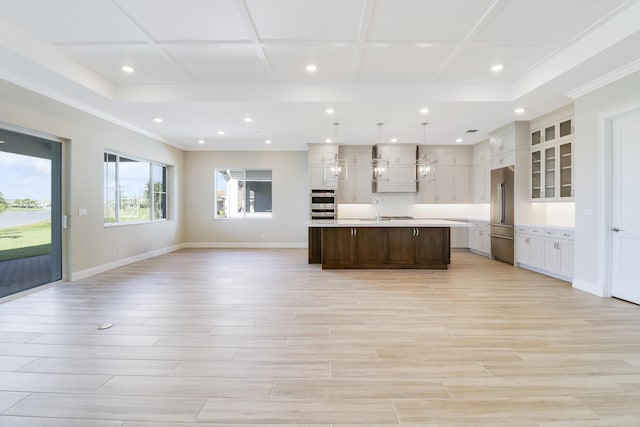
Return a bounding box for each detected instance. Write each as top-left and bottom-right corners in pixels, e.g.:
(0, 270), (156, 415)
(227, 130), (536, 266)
(121, 65), (134, 73)
(243, 117), (253, 123)
(455, 138), (463, 143)
(491, 64), (504, 72)
(153, 117), (163, 123)
(217, 130), (225, 135)
(325, 138), (332, 143)
(390, 138), (398, 143)
(420, 108), (429, 114)
(265, 139), (272, 145)
(198, 139), (205, 145)
(325, 108), (335, 114)
(514, 107), (525, 114)
(306, 64), (317, 72)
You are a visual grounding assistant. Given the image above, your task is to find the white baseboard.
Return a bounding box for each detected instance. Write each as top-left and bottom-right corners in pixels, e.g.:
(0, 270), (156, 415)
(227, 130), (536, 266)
(469, 249), (490, 257)
(184, 242), (307, 249)
(572, 278), (607, 297)
(0, 279), (65, 303)
(70, 243), (186, 281)
(516, 263), (573, 283)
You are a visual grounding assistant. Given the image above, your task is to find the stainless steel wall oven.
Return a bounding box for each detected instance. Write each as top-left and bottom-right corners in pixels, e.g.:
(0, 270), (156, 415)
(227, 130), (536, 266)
(310, 189), (336, 220)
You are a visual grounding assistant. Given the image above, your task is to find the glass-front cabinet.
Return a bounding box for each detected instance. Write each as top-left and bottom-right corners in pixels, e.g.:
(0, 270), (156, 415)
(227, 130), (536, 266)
(531, 150), (541, 199)
(559, 141), (573, 198)
(544, 146), (556, 199)
(530, 116), (573, 201)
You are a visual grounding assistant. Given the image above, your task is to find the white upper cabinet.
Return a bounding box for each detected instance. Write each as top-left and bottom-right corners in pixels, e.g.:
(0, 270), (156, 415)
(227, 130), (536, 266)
(337, 145), (373, 203)
(529, 109), (574, 201)
(471, 140), (490, 203)
(373, 144), (417, 193)
(472, 141), (490, 164)
(418, 145), (471, 203)
(490, 133), (516, 169)
(308, 143), (339, 189)
(488, 121), (529, 171)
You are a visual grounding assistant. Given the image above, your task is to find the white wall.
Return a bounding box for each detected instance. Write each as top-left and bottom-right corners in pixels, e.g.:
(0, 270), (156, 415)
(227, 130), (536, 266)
(0, 80), (185, 278)
(184, 150), (308, 246)
(573, 70), (640, 296)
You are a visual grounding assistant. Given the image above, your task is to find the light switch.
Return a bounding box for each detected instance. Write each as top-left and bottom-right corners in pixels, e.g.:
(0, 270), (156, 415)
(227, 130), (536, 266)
(78, 208), (88, 216)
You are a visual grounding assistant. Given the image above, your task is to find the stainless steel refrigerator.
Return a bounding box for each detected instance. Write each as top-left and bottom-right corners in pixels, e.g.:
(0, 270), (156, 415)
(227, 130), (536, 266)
(490, 166), (515, 264)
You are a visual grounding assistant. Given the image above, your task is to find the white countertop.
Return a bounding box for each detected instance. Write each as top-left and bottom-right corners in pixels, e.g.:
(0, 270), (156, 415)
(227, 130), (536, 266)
(308, 219), (470, 227)
(516, 223), (575, 231)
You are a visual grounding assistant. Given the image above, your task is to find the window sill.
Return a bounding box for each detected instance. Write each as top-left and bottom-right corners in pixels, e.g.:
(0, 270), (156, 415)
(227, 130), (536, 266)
(214, 216), (273, 220)
(104, 219), (168, 228)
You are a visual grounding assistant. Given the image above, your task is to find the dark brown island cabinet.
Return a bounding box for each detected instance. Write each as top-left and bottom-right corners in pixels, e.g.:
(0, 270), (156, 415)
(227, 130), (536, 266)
(308, 226), (450, 269)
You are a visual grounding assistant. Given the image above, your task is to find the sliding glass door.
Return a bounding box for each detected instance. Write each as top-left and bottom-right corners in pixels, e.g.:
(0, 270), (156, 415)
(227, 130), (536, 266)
(0, 128), (62, 298)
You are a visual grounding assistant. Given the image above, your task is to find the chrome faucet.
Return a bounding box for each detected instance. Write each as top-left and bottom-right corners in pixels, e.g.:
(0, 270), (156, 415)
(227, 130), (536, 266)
(375, 199), (380, 222)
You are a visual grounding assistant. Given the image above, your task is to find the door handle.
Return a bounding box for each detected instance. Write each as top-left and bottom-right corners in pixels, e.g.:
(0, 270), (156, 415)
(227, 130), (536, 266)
(612, 227), (622, 232)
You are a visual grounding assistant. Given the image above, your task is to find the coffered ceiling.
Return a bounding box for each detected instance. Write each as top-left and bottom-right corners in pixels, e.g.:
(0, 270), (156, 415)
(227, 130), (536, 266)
(1, 0), (639, 150)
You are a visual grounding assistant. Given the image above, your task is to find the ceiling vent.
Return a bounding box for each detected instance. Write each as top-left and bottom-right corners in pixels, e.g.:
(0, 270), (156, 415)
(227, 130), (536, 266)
(465, 129), (478, 133)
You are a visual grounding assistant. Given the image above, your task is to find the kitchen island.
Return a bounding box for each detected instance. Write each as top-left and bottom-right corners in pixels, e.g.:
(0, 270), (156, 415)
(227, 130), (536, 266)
(308, 219), (469, 269)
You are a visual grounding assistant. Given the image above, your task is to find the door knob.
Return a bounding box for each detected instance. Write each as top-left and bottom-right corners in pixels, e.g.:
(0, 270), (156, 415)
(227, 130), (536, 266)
(612, 227), (622, 232)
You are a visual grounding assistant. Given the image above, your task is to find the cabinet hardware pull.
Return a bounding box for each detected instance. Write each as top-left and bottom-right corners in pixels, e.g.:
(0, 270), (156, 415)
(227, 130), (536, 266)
(611, 227), (622, 232)
(353, 228), (357, 237)
(416, 228), (420, 236)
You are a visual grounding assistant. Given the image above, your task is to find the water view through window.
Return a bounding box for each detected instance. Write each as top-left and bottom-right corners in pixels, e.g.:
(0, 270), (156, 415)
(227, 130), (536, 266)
(0, 129), (62, 298)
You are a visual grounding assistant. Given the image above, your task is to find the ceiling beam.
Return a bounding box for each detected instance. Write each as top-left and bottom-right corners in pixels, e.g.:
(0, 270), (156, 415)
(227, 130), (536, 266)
(350, 0), (376, 82)
(233, 0), (276, 82)
(110, 0), (197, 83)
(433, 0), (507, 80)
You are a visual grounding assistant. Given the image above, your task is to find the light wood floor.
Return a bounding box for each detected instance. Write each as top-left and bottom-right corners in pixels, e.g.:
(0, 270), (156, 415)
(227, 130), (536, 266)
(0, 249), (639, 426)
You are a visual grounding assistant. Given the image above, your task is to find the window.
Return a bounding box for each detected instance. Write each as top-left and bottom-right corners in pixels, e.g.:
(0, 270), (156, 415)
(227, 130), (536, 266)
(104, 152), (167, 224)
(215, 169), (272, 218)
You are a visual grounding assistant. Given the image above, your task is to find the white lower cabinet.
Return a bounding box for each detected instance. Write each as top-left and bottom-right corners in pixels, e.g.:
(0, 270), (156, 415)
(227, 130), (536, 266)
(468, 222), (490, 256)
(516, 225), (574, 281)
(450, 226), (469, 249)
(515, 226), (543, 269)
(542, 229), (574, 279)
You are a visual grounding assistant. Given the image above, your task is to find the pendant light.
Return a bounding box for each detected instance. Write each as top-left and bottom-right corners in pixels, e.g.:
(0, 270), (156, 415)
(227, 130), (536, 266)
(416, 122), (436, 182)
(372, 122), (389, 182)
(323, 122), (348, 183)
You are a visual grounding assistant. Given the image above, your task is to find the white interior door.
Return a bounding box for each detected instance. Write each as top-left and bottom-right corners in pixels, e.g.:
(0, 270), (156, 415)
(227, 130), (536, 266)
(611, 109), (640, 304)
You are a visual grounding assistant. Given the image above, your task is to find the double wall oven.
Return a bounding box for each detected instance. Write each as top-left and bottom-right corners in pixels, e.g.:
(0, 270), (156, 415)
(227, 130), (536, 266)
(310, 189), (336, 220)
